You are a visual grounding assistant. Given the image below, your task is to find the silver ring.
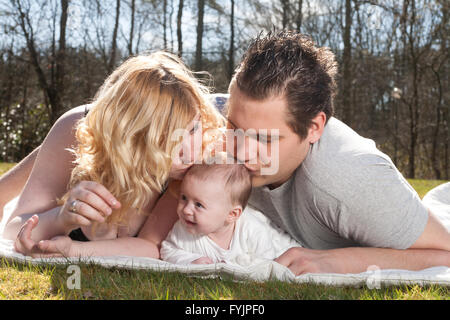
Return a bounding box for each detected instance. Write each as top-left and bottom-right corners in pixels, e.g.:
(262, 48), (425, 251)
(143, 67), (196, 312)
(69, 200), (78, 213)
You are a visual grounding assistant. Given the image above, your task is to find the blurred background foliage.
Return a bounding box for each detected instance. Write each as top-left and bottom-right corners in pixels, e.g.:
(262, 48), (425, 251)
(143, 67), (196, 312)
(0, 0), (448, 179)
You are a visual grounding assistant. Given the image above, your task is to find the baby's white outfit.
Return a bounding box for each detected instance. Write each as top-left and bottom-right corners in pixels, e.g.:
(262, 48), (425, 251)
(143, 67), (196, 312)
(160, 207), (301, 266)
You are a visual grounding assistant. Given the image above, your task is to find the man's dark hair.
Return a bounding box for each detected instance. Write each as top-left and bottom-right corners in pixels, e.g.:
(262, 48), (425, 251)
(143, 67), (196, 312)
(232, 31), (338, 139)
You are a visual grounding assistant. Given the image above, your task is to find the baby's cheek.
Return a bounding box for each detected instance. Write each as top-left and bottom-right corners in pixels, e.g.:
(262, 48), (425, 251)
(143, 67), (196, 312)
(175, 204), (184, 218)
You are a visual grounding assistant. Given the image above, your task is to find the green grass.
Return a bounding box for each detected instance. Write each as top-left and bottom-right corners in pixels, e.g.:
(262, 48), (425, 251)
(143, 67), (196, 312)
(1, 259), (449, 300)
(0, 163), (15, 176)
(408, 179), (447, 199)
(0, 162), (449, 300)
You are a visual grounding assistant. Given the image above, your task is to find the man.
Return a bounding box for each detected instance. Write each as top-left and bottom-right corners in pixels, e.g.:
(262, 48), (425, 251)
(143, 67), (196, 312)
(225, 31), (449, 274)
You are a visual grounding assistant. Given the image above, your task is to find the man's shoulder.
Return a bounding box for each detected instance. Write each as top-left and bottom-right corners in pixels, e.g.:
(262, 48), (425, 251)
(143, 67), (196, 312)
(316, 117), (380, 153)
(303, 117), (392, 173)
(296, 117), (398, 200)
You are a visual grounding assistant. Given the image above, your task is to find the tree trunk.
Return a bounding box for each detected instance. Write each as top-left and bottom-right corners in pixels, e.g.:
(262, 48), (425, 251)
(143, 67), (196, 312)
(440, 0), (449, 179)
(128, 0), (135, 56)
(296, 0), (303, 32)
(55, 0), (68, 110)
(408, 0), (419, 179)
(228, 0), (235, 82)
(195, 0), (205, 71)
(163, 0), (168, 49)
(169, 0), (174, 52)
(342, 0), (352, 127)
(108, 0), (121, 73)
(177, 0), (184, 57)
(281, 0), (289, 29)
(13, 0), (66, 124)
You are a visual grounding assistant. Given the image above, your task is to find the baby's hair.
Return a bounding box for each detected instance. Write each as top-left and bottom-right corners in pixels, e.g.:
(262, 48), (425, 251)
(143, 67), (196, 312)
(185, 163), (252, 209)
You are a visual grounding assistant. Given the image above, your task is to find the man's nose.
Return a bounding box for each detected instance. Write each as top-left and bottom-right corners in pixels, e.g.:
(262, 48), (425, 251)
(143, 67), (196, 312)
(225, 130), (259, 163)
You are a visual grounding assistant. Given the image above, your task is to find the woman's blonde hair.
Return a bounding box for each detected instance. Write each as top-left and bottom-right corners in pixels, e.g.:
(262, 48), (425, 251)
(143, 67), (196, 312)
(66, 51), (224, 227)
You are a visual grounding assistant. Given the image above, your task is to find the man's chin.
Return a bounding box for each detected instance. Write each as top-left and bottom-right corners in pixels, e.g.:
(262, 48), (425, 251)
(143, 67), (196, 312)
(251, 172), (294, 189)
(250, 174), (275, 188)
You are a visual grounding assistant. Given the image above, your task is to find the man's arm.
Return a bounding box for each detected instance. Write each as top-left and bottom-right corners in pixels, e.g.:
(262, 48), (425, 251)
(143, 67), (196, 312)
(275, 246), (450, 275)
(335, 247), (450, 273)
(410, 209), (450, 251)
(276, 209), (450, 275)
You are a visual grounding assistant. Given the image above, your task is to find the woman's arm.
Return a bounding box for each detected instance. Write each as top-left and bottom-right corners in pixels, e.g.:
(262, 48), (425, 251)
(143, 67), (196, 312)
(0, 146), (39, 220)
(70, 237), (161, 258)
(17, 184), (180, 258)
(69, 189), (180, 258)
(3, 106), (86, 239)
(13, 214), (159, 258)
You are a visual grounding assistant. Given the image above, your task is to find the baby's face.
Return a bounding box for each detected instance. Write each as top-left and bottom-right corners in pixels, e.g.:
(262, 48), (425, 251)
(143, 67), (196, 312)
(177, 174), (234, 236)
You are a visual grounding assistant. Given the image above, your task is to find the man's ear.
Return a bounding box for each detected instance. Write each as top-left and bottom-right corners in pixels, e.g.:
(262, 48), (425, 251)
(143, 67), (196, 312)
(307, 111), (326, 144)
(227, 205), (243, 223)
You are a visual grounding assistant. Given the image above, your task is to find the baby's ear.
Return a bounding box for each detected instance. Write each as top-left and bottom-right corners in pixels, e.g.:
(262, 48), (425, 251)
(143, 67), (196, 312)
(227, 205), (243, 223)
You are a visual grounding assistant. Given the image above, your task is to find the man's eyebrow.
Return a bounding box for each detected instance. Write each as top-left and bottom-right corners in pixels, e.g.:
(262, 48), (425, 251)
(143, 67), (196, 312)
(225, 119), (282, 141)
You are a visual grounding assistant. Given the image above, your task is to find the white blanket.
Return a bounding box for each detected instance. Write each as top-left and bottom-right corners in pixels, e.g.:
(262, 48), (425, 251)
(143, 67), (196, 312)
(1, 183), (449, 287)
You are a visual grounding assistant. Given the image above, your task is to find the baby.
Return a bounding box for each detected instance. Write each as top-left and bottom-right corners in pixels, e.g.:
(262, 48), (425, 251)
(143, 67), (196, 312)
(160, 162), (300, 265)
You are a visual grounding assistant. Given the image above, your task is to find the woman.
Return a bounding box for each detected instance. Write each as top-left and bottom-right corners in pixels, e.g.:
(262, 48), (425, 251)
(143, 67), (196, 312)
(1, 51), (224, 258)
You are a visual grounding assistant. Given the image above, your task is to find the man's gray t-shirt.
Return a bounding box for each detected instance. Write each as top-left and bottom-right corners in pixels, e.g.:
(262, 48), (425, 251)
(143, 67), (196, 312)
(248, 117), (429, 250)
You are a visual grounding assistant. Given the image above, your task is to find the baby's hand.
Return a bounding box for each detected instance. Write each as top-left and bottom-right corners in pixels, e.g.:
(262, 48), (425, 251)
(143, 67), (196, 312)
(192, 257), (214, 264)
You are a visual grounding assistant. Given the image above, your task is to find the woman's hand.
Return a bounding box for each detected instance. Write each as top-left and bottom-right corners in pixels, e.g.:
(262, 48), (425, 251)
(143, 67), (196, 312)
(14, 215), (74, 258)
(57, 181), (121, 234)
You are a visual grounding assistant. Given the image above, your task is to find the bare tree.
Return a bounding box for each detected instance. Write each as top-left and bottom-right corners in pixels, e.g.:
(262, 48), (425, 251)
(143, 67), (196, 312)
(228, 0), (235, 82)
(10, 0), (69, 124)
(296, 0), (303, 31)
(163, 0), (168, 49)
(177, 0), (184, 57)
(195, 0), (205, 71)
(128, 0), (135, 56)
(341, 0), (353, 127)
(108, 0), (121, 73)
(429, 0), (449, 179)
(281, 0), (290, 29)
